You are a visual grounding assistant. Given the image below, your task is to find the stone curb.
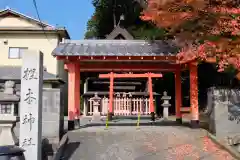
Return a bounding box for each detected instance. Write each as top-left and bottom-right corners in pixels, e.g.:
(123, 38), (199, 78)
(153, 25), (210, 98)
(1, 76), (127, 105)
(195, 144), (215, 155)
(52, 134), (69, 160)
(206, 131), (240, 160)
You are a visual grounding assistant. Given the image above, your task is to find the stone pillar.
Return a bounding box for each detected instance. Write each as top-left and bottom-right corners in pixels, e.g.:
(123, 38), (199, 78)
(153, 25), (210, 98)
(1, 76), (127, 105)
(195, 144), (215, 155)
(189, 63), (199, 128)
(0, 81), (19, 146)
(161, 91), (171, 120)
(91, 93), (101, 122)
(65, 63), (80, 130)
(175, 71), (182, 123)
(20, 51), (43, 160)
(83, 99), (88, 116)
(84, 78), (88, 93)
(83, 79), (88, 116)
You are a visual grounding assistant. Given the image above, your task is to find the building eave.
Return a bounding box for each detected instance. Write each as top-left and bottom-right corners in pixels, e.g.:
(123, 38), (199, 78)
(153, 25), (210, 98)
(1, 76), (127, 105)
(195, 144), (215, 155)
(0, 8), (54, 28)
(0, 8), (70, 39)
(52, 39), (179, 57)
(0, 27), (70, 39)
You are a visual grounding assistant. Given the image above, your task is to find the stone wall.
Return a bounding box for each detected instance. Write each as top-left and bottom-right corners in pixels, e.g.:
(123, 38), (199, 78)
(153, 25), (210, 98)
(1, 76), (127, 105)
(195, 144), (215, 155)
(12, 88), (64, 144)
(208, 87), (240, 151)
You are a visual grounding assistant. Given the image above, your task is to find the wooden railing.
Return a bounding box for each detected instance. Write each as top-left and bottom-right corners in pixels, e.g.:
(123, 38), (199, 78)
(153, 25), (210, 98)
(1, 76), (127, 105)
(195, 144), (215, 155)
(87, 97), (154, 116)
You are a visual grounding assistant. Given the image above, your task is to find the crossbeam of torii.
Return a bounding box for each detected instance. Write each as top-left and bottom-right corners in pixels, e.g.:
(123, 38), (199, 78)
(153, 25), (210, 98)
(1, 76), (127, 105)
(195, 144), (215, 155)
(99, 72), (162, 121)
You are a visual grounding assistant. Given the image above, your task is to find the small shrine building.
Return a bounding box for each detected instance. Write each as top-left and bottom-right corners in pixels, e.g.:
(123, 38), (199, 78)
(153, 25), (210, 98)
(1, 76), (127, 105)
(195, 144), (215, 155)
(52, 26), (199, 130)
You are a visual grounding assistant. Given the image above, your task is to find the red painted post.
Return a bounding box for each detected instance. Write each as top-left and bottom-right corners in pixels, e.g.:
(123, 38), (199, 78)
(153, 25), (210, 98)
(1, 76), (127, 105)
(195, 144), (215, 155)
(99, 72), (162, 122)
(108, 72), (114, 120)
(175, 71), (182, 123)
(148, 74), (155, 121)
(189, 63), (199, 128)
(66, 63), (80, 130)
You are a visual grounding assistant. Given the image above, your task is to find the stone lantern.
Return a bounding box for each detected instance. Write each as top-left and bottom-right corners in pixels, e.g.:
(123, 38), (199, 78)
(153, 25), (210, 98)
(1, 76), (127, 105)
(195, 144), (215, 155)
(0, 81), (20, 146)
(91, 93), (101, 122)
(161, 91), (171, 120)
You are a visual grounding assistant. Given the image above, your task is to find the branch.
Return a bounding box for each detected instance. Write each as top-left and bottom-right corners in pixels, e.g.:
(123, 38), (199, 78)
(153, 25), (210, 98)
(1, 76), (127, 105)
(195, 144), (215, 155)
(134, 0), (148, 8)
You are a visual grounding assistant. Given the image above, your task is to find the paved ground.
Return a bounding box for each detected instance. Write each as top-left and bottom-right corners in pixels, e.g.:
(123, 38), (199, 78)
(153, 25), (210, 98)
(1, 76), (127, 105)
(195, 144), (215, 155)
(62, 126), (236, 160)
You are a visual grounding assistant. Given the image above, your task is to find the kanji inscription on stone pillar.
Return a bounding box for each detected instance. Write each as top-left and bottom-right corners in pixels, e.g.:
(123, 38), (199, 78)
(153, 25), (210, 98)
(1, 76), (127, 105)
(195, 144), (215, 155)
(20, 50), (43, 160)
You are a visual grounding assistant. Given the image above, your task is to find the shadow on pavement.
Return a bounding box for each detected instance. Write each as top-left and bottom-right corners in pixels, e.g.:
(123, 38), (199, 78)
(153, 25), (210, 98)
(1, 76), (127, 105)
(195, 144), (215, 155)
(79, 115), (210, 130)
(42, 138), (54, 160)
(79, 120), (194, 129)
(61, 142), (80, 160)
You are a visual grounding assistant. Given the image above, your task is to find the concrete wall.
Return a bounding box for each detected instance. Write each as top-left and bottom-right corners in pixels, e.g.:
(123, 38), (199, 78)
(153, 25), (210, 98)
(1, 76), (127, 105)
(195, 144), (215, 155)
(56, 59), (68, 115)
(12, 88), (64, 144)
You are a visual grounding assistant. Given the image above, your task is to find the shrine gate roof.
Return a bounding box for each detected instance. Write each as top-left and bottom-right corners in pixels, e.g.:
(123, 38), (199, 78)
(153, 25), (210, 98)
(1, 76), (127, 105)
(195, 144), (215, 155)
(52, 40), (179, 57)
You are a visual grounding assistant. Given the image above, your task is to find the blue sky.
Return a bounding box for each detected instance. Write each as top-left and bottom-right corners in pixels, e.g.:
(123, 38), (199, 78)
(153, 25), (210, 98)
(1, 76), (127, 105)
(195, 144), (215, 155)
(0, 0), (94, 39)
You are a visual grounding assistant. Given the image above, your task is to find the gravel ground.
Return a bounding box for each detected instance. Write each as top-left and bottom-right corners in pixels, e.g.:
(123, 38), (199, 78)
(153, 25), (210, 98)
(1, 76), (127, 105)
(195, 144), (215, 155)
(62, 126), (236, 160)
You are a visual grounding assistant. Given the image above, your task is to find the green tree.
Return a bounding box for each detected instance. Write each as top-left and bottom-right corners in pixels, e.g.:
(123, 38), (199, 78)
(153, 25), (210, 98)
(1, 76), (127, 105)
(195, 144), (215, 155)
(85, 0), (166, 40)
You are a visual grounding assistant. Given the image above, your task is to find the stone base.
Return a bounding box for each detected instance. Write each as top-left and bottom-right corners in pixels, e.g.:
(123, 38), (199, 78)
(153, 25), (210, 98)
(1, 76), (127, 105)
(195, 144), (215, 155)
(68, 119), (80, 131)
(190, 120), (199, 129)
(91, 112), (101, 122)
(176, 118), (182, 124)
(68, 120), (74, 131)
(163, 106), (169, 119)
(107, 112), (113, 121)
(0, 125), (17, 145)
(75, 119), (80, 129)
(150, 112), (155, 122)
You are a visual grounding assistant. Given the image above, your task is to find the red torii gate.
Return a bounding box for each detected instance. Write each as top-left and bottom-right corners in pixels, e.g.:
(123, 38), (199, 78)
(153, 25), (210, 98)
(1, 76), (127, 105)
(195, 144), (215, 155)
(99, 72), (162, 121)
(53, 39), (200, 130)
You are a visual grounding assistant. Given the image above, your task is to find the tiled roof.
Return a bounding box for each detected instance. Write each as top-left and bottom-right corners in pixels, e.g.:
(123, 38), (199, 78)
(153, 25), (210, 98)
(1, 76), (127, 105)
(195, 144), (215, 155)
(106, 26), (134, 40)
(52, 40), (179, 57)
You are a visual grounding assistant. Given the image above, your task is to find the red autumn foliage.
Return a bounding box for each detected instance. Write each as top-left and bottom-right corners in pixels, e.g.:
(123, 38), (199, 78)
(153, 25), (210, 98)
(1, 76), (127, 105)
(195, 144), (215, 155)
(141, 0), (240, 72)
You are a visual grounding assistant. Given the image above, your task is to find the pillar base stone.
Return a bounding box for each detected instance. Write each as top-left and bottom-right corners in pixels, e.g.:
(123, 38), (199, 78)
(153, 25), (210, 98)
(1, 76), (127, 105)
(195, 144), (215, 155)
(176, 118), (182, 124)
(91, 112), (101, 123)
(68, 120), (75, 131)
(68, 119), (80, 131)
(108, 112), (113, 121)
(150, 112), (155, 122)
(190, 120), (199, 129)
(0, 123), (17, 146)
(74, 119), (80, 129)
